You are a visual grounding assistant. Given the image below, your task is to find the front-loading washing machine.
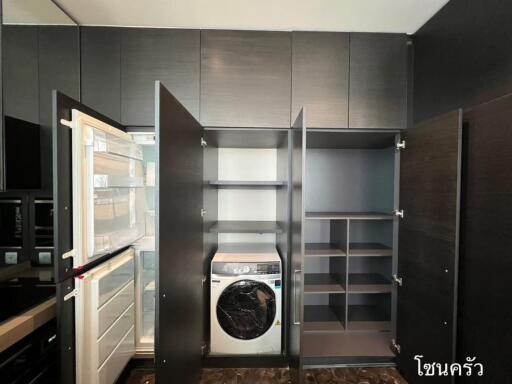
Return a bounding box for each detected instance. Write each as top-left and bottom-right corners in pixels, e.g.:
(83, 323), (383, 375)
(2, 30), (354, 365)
(210, 243), (282, 355)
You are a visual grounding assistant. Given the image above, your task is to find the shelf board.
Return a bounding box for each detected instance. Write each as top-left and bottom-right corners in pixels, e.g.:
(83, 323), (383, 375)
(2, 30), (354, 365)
(347, 321), (392, 332)
(303, 332), (394, 358)
(305, 243), (346, 257)
(348, 305), (391, 322)
(304, 305), (344, 334)
(348, 273), (392, 294)
(209, 221), (283, 234)
(208, 180), (287, 188)
(349, 243), (392, 257)
(306, 212), (393, 220)
(304, 274), (345, 294)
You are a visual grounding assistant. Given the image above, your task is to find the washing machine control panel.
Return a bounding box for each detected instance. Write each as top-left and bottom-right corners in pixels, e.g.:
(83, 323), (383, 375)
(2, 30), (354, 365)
(212, 262), (280, 276)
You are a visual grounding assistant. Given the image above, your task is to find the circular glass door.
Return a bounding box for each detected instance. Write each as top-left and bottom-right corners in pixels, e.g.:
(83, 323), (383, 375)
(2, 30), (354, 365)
(216, 279), (276, 340)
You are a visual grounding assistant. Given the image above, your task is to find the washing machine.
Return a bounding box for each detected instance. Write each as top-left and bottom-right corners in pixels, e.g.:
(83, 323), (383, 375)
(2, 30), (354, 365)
(210, 243), (282, 355)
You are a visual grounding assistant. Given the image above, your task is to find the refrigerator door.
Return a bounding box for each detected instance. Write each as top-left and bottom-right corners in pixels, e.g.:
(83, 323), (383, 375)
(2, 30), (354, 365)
(70, 110), (146, 268)
(75, 248), (136, 384)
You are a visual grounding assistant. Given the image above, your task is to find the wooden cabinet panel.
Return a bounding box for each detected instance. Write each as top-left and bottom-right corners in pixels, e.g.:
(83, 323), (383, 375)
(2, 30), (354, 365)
(3, 26), (39, 124)
(292, 32), (349, 129)
(38, 26), (80, 193)
(81, 27), (121, 122)
(349, 33), (408, 129)
(201, 30), (291, 128)
(121, 28), (200, 126)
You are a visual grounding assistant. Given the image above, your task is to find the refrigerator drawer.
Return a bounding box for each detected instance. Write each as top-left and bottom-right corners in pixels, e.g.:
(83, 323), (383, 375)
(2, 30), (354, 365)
(97, 303), (135, 368)
(97, 279), (134, 338)
(97, 326), (135, 384)
(94, 152), (144, 189)
(94, 249), (135, 308)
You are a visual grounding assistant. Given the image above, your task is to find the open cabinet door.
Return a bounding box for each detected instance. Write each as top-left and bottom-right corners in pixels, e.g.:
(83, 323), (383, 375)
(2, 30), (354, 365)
(155, 82), (204, 383)
(289, 109), (306, 384)
(53, 91), (142, 384)
(396, 110), (462, 382)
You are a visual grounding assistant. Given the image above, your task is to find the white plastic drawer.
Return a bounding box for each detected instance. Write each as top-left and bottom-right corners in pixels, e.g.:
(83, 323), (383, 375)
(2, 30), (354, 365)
(97, 280), (134, 338)
(93, 188), (145, 258)
(94, 153), (144, 189)
(97, 303), (134, 367)
(96, 252), (134, 308)
(97, 327), (135, 384)
(92, 127), (143, 161)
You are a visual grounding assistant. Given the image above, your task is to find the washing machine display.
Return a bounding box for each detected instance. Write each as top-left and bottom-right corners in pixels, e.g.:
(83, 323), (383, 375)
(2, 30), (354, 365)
(216, 280), (276, 340)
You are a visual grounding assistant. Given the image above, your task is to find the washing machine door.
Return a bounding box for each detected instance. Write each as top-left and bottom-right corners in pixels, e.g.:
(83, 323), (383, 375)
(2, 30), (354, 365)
(216, 279), (276, 340)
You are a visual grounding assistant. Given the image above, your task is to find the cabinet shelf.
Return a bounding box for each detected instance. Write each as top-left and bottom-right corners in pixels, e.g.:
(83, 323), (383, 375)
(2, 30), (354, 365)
(304, 305), (345, 333)
(305, 243), (346, 257)
(209, 221), (283, 234)
(306, 212), (393, 220)
(348, 273), (392, 294)
(304, 274), (345, 294)
(349, 243), (392, 257)
(348, 305), (390, 322)
(303, 332), (394, 358)
(208, 180), (287, 188)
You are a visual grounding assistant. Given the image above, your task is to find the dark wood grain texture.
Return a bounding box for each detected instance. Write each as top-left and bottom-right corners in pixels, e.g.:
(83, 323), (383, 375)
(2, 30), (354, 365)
(81, 27), (121, 122)
(349, 33), (408, 129)
(121, 28), (200, 125)
(39, 26), (80, 194)
(291, 32), (349, 129)
(397, 110), (462, 383)
(459, 95), (512, 383)
(289, 109), (305, 383)
(155, 82), (203, 384)
(200, 30), (291, 128)
(3, 25), (39, 124)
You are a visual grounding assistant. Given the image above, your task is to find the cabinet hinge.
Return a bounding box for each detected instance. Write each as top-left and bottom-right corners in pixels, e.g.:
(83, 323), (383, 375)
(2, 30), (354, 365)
(393, 209), (404, 218)
(64, 288), (78, 302)
(201, 208), (207, 218)
(391, 339), (401, 354)
(392, 274), (403, 287)
(396, 140), (406, 150)
(201, 137), (208, 147)
(202, 275), (207, 286)
(60, 119), (73, 128)
(62, 249), (76, 260)
(201, 343), (208, 356)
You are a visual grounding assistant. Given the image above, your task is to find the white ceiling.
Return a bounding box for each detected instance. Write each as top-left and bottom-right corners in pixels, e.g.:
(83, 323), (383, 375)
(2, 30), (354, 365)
(3, 0), (75, 25)
(54, 0), (449, 34)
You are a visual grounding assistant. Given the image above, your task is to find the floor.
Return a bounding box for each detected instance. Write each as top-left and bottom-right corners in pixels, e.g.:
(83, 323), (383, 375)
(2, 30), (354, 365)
(122, 367), (407, 384)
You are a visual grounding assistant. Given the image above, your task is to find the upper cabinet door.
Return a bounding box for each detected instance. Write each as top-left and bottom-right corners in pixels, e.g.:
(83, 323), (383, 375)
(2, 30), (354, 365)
(349, 33), (408, 129)
(81, 27), (122, 122)
(121, 28), (200, 126)
(200, 30), (292, 128)
(155, 82), (204, 384)
(292, 32), (349, 129)
(396, 110), (462, 383)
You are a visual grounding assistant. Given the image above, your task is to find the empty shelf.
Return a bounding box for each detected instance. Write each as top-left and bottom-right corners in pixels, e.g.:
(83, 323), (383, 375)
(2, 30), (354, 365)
(348, 274), (392, 294)
(305, 243), (346, 257)
(348, 305), (391, 322)
(303, 332), (394, 358)
(304, 305), (344, 334)
(208, 180), (286, 188)
(347, 321), (392, 332)
(306, 212), (393, 220)
(349, 243), (392, 257)
(304, 274), (345, 294)
(209, 221), (283, 234)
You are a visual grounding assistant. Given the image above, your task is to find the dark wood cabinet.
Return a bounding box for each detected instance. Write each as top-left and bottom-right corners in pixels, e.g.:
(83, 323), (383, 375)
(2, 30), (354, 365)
(349, 33), (408, 129)
(3, 26), (39, 124)
(120, 28), (200, 126)
(81, 27), (122, 122)
(200, 30), (292, 128)
(292, 32), (349, 129)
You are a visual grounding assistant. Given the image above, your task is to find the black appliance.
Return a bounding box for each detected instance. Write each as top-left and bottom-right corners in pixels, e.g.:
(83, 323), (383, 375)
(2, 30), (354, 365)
(32, 199), (54, 265)
(4, 116), (41, 190)
(0, 198), (26, 265)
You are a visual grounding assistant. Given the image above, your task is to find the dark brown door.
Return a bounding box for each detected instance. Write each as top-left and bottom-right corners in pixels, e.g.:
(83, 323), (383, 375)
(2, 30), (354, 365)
(396, 110), (462, 382)
(155, 82), (204, 384)
(289, 109), (306, 383)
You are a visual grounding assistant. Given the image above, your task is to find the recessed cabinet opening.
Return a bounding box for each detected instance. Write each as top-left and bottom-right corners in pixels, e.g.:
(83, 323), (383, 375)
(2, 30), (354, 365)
(203, 128), (291, 359)
(303, 130), (398, 364)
